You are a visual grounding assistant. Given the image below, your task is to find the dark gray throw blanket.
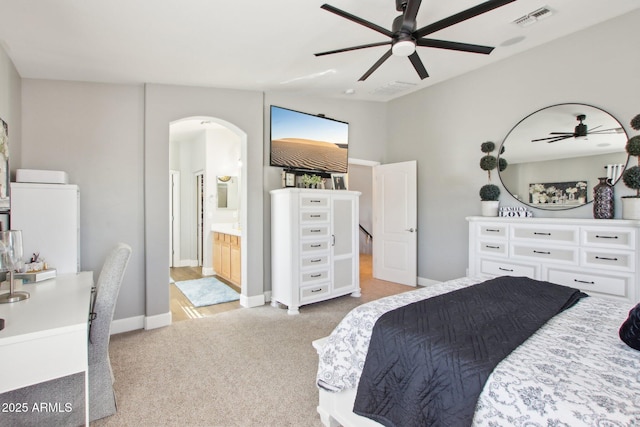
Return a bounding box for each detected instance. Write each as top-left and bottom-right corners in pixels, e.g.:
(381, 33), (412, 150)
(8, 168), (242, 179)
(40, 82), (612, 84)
(353, 276), (588, 427)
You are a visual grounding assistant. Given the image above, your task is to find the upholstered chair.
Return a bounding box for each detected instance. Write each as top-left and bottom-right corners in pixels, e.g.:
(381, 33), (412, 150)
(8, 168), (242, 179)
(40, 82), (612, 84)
(0, 243), (131, 426)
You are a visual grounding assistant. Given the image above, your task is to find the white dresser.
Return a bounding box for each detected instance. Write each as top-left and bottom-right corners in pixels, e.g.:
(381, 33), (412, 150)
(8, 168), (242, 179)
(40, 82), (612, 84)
(271, 188), (361, 314)
(467, 216), (640, 305)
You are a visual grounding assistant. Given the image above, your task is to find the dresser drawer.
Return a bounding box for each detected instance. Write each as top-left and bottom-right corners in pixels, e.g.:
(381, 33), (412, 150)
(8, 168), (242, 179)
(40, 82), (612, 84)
(581, 227), (636, 250)
(512, 226), (578, 244)
(301, 225), (330, 238)
(581, 249), (634, 272)
(301, 211), (329, 223)
(300, 283), (330, 303)
(478, 224), (507, 239)
(547, 268), (631, 299)
(480, 259), (537, 278)
(512, 244), (577, 264)
(301, 269), (329, 284)
(478, 240), (508, 256)
(301, 240), (329, 253)
(300, 195), (330, 208)
(301, 254), (329, 268)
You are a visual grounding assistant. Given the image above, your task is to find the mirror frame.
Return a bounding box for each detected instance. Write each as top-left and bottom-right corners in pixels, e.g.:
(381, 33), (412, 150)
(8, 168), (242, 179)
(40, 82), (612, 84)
(498, 103), (629, 210)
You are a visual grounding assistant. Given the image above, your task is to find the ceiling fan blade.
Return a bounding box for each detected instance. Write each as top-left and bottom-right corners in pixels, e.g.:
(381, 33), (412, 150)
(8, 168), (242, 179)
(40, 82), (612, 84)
(321, 4), (393, 38)
(548, 132), (575, 135)
(315, 41), (392, 57)
(414, 0), (516, 38)
(408, 51), (429, 79)
(589, 127), (625, 135)
(401, 0), (423, 32)
(532, 135), (572, 142)
(416, 38), (494, 54)
(359, 49), (393, 81)
(545, 136), (573, 143)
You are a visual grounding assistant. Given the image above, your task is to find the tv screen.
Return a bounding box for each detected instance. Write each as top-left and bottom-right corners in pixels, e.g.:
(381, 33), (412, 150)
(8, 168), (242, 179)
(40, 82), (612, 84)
(270, 105), (349, 174)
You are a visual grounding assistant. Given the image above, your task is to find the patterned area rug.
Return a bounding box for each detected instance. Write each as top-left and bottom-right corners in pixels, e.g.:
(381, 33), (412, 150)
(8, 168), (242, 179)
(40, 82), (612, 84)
(175, 277), (240, 307)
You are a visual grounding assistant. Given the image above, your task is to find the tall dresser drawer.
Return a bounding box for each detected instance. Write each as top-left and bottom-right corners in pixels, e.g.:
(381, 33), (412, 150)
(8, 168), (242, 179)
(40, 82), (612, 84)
(301, 225), (330, 238)
(547, 268), (631, 299)
(581, 228), (636, 250)
(301, 241), (329, 253)
(300, 195), (330, 208)
(301, 269), (329, 284)
(301, 211), (329, 223)
(301, 255), (329, 268)
(480, 259), (537, 278)
(300, 283), (330, 303)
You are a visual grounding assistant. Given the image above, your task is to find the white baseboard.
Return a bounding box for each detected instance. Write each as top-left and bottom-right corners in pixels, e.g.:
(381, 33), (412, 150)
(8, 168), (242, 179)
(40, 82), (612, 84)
(110, 311), (172, 335)
(241, 292), (266, 308)
(417, 276), (441, 287)
(201, 267), (214, 276)
(145, 311), (172, 330)
(177, 259), (198, 267)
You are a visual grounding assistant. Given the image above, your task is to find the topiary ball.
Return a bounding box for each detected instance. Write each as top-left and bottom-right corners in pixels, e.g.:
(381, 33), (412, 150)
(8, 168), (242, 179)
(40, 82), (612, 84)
(479, 184), (500, 201)
(630, 114), (640, 131)
(622, 165), (640, 190)
(480, 155), (497, 171)
(481, 141), (495, 153)
(626, 135), (640, 157)
(498, 157), (508, 172)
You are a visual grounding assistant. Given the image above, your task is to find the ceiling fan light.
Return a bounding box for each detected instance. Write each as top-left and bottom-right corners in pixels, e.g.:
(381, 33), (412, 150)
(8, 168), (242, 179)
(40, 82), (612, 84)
(392, 40), (415, 57)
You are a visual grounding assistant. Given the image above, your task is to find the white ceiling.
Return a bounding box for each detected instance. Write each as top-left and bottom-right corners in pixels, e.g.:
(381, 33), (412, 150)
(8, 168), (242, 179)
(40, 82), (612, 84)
(0, 0), (638, 104)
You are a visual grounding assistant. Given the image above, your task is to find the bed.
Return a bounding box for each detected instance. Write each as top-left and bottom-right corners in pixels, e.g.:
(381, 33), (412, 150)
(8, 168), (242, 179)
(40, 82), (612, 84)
(314, 276), (640, 427)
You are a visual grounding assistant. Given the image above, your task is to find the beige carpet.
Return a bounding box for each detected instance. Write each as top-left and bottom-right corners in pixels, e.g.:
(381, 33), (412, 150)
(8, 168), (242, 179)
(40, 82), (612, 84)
(92, 288), (407, 427)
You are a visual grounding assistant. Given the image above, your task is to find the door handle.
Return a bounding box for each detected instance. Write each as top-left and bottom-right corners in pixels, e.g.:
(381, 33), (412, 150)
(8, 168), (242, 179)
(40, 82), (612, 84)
(405, 228), (417, 232)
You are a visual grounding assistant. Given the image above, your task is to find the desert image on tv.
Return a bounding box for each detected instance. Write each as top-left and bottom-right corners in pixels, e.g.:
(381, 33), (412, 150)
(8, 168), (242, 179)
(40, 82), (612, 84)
(271, 138), (348, 172)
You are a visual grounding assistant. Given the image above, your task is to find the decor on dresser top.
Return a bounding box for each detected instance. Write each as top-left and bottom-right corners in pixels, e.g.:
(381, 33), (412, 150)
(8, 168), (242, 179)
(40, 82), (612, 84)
(498, 103), (628, 211)
(529, 180), (587, 206)
(301, 173), (323, 189)
(592, 177), (615, 219)
(479, 141), (502, 216)
(331, 173), (347, 190)
(621, 114), (640, 219)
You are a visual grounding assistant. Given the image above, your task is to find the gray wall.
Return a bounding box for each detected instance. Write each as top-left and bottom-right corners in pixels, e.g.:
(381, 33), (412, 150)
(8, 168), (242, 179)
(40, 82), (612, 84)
(387, 10), (640, 282)
(0, 45), (22, 177)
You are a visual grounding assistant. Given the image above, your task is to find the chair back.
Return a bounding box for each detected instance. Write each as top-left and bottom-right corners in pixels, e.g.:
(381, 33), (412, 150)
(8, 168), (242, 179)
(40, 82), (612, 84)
(89, 243), (132, 362)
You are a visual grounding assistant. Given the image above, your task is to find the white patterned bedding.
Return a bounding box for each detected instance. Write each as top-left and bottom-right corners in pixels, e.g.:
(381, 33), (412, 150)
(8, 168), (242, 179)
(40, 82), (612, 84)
(316, 276), (640, 426)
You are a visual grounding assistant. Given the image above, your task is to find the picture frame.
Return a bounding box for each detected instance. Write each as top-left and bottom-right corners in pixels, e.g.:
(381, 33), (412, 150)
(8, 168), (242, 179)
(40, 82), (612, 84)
(529, 180), (588, 206)
(284, 171), (296, 187)
(0, 118), (9, 212)
(331, 173), (347, 190)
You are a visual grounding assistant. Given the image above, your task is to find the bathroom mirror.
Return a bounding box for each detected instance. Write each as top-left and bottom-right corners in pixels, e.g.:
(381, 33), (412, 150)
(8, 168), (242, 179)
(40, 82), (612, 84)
(499, 103), (629, 210)
(217, 176), (238, 209)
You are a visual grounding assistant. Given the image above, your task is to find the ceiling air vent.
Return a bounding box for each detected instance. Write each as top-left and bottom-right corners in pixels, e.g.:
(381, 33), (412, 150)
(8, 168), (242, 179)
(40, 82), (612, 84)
(513, 6), (553, 27)
(371, 81), (416, 96)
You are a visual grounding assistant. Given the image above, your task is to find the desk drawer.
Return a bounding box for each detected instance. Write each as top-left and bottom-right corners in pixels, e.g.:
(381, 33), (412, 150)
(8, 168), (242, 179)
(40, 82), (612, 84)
(547, 268), (630, 299)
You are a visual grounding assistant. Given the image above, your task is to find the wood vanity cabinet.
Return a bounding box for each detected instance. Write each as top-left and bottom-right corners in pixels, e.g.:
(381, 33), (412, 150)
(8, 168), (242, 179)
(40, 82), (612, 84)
(213, 231), (241, 287)
(467, 216), (640, 305)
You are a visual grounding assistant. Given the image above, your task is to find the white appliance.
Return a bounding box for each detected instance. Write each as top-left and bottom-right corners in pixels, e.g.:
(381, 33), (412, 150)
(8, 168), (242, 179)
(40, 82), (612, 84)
(9, 183), (80, 274)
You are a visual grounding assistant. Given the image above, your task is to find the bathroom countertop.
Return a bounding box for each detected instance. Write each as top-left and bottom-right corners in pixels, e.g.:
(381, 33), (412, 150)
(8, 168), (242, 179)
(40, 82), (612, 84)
(211, 223), (241, 237)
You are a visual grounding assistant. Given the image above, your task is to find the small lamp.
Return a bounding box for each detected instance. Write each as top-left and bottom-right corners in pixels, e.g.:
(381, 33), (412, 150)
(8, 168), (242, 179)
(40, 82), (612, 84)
(0, 230), (29, 303)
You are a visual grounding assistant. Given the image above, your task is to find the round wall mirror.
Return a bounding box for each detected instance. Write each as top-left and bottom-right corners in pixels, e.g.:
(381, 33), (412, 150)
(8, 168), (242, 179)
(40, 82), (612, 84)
(499, 103), (629, 210)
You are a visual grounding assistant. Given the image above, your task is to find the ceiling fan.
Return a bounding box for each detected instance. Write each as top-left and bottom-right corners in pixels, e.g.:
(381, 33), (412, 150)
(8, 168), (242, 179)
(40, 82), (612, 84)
(532, 114), (624, 143)
(314, 0), (516, 81)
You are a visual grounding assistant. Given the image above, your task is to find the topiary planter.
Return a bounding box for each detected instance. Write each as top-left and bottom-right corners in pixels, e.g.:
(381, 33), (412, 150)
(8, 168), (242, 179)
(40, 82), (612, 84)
(481, 200), (500, 217)
(622, 197), (640, 220)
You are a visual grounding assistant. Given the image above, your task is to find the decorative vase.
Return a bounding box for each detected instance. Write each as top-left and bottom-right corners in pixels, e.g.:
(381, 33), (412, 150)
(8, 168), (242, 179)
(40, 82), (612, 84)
(593, 177), (614, 219)
(622, 197), (640, 220)
(481, 200), (500, 217)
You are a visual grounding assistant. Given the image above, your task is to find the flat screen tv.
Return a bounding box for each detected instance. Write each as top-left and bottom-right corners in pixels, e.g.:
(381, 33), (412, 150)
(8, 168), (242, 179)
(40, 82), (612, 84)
(270, 105), (349, 174)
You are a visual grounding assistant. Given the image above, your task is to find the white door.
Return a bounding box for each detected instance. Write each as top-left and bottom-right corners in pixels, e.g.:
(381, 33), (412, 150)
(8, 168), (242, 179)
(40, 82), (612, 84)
(372, 160), (417, 286)
(169, 170), (180, 268)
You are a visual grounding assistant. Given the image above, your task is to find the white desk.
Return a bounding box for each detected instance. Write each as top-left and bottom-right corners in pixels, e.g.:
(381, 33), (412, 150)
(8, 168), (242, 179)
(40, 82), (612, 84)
(0, 271), (93, 424)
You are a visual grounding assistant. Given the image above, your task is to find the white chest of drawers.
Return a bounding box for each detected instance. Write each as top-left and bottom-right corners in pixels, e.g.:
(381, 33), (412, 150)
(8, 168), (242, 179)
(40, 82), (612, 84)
(271, 189), (361, 314)
(467, 216), (640, 305)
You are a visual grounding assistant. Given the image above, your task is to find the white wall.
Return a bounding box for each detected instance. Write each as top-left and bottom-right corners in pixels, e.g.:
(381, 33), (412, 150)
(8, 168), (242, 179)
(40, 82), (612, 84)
(387, 10), (640, 282)
(21, 80), (145, 320)
(0, 45), (22, 177)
